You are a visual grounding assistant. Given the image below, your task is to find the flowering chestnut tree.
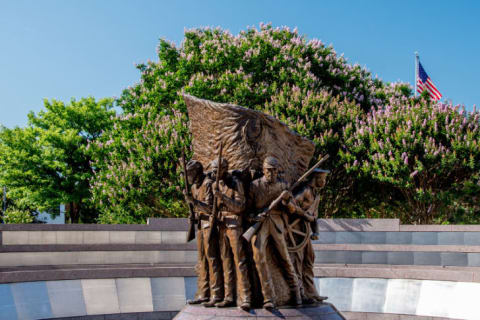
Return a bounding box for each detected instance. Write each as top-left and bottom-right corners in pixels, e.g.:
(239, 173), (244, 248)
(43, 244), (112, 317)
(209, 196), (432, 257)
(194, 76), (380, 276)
(341, 97), (480, 223)
(89, 108), (188, 223)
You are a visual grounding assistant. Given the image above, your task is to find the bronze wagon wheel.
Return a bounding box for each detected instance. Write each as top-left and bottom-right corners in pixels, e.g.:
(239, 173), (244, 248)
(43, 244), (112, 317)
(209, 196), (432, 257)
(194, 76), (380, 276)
(285, 216), (311, 252)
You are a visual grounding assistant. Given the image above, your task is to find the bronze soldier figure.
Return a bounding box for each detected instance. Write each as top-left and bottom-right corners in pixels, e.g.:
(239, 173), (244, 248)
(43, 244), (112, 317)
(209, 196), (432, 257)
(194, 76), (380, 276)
(210, 158), (252, 311)
(290, 169), (330, 304)
(183, 160), (224, 306)
(248, 156), (302, 309)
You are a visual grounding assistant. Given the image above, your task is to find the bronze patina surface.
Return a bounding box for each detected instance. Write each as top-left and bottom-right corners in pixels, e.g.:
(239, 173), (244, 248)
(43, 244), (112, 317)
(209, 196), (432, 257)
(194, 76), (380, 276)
(184, 160), (223, 305)
(290, 169), (330, 303)
(181, 95), (333, 312)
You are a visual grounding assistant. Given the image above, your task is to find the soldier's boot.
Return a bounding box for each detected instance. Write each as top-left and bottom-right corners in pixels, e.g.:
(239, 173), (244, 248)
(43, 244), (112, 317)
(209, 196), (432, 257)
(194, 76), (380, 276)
(187, 297), (209, 304)
(215, 299), (235, 308)
(239, 301), (251, 311)
(302, 297), (316, 305)
(301, 288), (313, 305)
(290, 287), (302, 306)
(313, 295), (328, 302)
(202, 297), (222, 308)
(263, 301), (275, 310)
(311, 221), (319, 240)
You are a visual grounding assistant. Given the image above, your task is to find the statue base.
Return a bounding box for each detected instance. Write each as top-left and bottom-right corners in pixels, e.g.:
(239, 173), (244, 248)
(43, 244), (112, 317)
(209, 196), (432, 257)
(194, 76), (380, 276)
(173, 303), (345, 320)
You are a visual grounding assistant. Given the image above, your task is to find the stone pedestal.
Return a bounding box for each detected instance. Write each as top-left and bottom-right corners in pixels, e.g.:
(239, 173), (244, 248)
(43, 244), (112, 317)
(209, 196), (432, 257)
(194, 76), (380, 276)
(173, 303), (345, 320)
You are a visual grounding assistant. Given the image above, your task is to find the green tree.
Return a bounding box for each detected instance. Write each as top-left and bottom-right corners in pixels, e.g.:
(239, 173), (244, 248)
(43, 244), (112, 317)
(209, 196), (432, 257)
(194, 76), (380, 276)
(0, 97), (115, 223)
(0, 190), (35, 224)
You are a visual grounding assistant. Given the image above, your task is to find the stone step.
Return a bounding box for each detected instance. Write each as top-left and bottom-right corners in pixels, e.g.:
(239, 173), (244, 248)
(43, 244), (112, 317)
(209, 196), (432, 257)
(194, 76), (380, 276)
(3, 263), (480, 284)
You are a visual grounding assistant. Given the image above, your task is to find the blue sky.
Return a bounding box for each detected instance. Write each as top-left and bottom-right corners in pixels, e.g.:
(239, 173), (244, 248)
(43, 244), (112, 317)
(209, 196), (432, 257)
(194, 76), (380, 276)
(1, 0), (479, 128)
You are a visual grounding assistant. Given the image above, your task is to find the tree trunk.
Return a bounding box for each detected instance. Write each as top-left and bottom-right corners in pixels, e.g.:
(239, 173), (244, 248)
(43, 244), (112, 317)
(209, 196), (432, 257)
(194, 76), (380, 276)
(66, 202), (80, 224)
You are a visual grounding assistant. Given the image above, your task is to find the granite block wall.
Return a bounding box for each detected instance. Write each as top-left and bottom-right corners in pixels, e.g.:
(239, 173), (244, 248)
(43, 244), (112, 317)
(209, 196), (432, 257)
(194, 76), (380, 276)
(314, 231), (480, 246)
(318, 277), (480, 319)
(0, 276), (479, 320)
(1, 231), (187, 245)
(0, 277), (191, 320)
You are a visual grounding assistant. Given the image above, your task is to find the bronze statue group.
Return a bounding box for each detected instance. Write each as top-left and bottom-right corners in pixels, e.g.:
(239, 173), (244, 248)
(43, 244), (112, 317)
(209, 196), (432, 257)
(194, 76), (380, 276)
(183, 154), (329, 311)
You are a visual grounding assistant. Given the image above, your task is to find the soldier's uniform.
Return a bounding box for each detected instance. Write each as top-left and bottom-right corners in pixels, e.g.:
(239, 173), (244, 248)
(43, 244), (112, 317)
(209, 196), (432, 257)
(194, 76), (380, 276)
(290, 184), (324, 302)
(249, 174), (301, 307)
(191, 176), (224, 302)
(215, 174), (252, 307)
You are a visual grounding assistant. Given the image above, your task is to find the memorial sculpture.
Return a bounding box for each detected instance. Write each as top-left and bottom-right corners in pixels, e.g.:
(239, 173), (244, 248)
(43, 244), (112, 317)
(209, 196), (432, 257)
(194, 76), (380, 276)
(180, 94), (333, 314)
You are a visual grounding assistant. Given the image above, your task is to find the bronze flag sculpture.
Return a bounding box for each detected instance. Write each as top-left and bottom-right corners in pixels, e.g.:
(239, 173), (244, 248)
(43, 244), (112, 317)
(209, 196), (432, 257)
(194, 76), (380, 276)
(181, 94), (330, 311)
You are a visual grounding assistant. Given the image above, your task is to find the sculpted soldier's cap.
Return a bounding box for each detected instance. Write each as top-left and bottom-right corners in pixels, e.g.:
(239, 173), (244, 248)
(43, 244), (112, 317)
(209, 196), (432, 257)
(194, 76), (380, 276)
(186, 160), (203, 172)
(263, 156), (280, 169)
(210, 158), (228, 170)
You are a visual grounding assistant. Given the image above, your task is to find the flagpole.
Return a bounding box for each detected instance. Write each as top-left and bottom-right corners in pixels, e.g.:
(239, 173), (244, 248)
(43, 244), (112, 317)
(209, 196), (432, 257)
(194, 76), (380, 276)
(414, 52), (419, 97)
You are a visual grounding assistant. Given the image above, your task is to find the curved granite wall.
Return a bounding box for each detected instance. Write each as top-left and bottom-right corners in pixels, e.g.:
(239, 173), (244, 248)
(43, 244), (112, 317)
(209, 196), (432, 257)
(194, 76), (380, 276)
(0, 276), (476, 320)
(0, 277), (187, 320)
(1, 218), (480, 320)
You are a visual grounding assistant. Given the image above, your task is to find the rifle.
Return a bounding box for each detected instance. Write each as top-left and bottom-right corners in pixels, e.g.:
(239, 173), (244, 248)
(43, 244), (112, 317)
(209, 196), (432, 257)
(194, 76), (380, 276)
(182, 149), (196, 242)
(207, 142), (223, 243)
(242, 154), (330, 242)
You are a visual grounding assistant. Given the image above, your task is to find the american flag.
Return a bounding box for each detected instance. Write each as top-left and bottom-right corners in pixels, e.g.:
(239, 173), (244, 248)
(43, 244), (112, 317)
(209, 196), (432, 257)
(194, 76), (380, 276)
(417, 61), (442, 101)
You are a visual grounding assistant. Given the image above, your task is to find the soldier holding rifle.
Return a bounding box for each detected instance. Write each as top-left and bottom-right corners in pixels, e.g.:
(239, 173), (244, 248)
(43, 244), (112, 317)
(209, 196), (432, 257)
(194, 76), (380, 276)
(183, 160), (223, 305)
(210, 157), (252, 310)
(247, 156), (302, 309)
(290, 168), (330, 304)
